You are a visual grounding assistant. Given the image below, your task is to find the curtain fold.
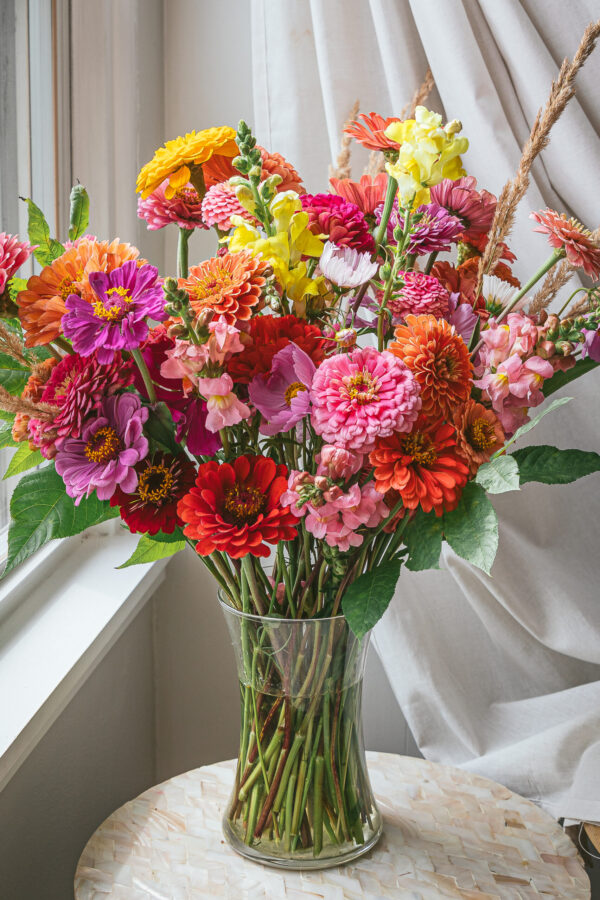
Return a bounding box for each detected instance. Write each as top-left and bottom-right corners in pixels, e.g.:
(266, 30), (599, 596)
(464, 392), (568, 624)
(251, 0), (600, 822)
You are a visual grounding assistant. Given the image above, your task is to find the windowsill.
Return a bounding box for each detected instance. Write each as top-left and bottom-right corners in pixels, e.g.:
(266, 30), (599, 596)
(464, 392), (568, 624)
(0, 524), (168, 792)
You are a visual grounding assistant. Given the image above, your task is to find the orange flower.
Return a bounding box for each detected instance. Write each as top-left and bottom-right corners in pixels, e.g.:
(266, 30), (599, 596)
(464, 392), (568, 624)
(369, 418), (469, 516)
(531, 208), (600, 279)
(179, 250), (268, 325)
(453, 399), (504, 476)
(458, 255), (520, 289)
(389, 315), (473, 421)
(329, 173), (388, 215)
(345, 112), (402, 152)
(259, 147), (305, 194)
(17, 239), (141, 347)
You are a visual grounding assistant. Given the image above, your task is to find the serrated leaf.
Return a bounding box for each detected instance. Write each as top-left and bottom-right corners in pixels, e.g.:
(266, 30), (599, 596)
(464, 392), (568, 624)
(21, 197), (65, 266)
(118, 533), (185, 568)
(342, 559), (402, 639)
(475, 455), (520, 494)
(8, 277), (27, 302)
(542, 357), (599, 397)
(512, 445), (600, 486)
(4, 466), (118, 574)
(497, 396), (572, 453)
(0, 422), (17, 449)
(3, 443), (44, 479)
(404, 509), (443, 571)
(443, 482), (498, 575)
(68, 183), (90, 241)
(0, 351), (30, 394)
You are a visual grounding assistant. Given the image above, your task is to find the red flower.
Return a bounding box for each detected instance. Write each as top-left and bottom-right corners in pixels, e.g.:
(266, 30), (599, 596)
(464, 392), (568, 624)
(344, 112), (401, 152)
(178, 455), (298, 558)
(112, 452), (197, 534)
(300, 193), (375, 253)
(227, 314), (326, 384)
(370, 418), (469, 516)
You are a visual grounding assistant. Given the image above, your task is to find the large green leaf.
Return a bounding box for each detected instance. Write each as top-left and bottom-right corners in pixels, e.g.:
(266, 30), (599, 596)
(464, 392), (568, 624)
(3, 443), (44, 479)
(21, 197), (65, 266)
(4, 466), (118, 574)
(0, 351), (30, 394)
(0, 422), (17, 449)
(475, 455), (520, 494)
(68, 183), (90, 241)
(404, 509), (443, 571)
(8, 277), (27, 303)
(496, 396), (572, 453)
(443, 482), (498, 575)
(512, 445), (600, 486)
(342, 559), (402, 638)
(543, 357), (599, 397)
(118, 531), (186, 568)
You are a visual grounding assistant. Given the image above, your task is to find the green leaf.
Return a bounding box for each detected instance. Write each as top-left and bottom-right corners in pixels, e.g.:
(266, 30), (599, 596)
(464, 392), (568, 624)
(342, 559), (402, 638)
(8, 277), (28, 302)
(404, 509), (443, 571)
(3, 443), (44, 479)
(512, 445), (600, 486)
(148, 526), (185, 543)
(21, 197), (65, 266)
(4, 466), (118, 574)
(475, 455), (520, 494)
(0, 351), (30, 394)
(0, 410), (15, 423)
(496, 396), (572, 453)
(542, 357), (599, 397)
(0, 423), (17, 449)
(118, 532), (185, 568)
(144, 401), (180, 454)
(443, 482), (498, 575)
(68, 184), (90, 241)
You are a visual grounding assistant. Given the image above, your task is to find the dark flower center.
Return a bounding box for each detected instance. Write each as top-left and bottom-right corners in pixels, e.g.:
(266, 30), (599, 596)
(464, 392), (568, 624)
(403, 431), (437, 467)
(224, 483), (266, 523)
(138, 464), (174, 505)
(466, 417), (495, 451)
(85, 425), (122, 464)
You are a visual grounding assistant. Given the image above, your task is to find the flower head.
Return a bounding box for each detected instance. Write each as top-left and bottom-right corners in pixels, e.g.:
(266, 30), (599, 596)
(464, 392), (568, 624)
(345, 112), (402, 151)
(474, 354), (553, 435)
(316, 445), (363, 481)
(249, 342), (315, 435)
(259, 147), (305, 193)
(111, 452), (196, 534)
(329, 174), (388, 216)
(62, 261), (165, 363)
(370, 418), (469, 516)
(0, 233), (34, 294)
(375, 201), (463, 254)
(137, 180), (206, 231)
(389, 315), (472, 420)
(227, 314), (325, 384)
(453, 399), (505, 476)
(311, 346), (421, 453)
(430, 176), (496, 242)
(318, 242), (378, 288)
(581, 328), (600, 363)
(136, 127), (239, 199)
(179, 455), (297, 557)
(55, 393), (148, 503)
(387, 271), (450, 321)
(179, 250), (268, 325)
(300, 193), (375, 253)
(530, 208), (600, 278)
(196, 373), (251, 432)
(201, 182), (258, 231)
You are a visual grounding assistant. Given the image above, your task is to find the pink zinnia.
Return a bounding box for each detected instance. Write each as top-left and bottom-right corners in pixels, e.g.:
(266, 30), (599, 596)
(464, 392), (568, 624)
(388, 271), (450, 322)
(329, 174), (388, 216)
(201, 182), (258, 232)
(137, 179), (206, 231)
(300, 193), (375, 253)
(430, 176), (496, 243)
(249, 342), (315, 436)
(0, 233), (34, 293)
(375, 201), (463, 255)
(311, 346), (421, 453)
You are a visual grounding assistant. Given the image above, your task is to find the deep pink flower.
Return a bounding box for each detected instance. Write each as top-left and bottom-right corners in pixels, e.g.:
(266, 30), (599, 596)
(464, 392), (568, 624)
(430, 176), (496, 243)
(201, 182), (258, 231)
(387, 271), (450, 321)
(137, 180), (206, 231)
(249, 342), (315, 436)
(55, 393), (148, 503)
(0, 233), (34, 293)
(311, 346), (421, 453)
(300, 193), (375, 253)
(448, 293), (479, 344)
(375, 201), (463, 255)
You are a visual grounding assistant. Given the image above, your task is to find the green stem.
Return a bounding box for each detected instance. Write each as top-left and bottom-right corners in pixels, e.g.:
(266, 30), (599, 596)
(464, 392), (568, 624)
(177, 226), (191, 279)
(424, 250), (439, 274)
(52, 336), (74, 354)
(313, 756), (325, 857)
(373, 175), (398, 250)
(242, 555), (266, 615)
(131, 348), (156, 404)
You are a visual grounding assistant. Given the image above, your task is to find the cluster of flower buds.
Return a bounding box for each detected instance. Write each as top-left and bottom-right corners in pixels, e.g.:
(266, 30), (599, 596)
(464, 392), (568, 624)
(231, 120), (278, 230)
(537, 309), (597, 358)
(287, 471), (342, 510)
(163, 277), (212, 344)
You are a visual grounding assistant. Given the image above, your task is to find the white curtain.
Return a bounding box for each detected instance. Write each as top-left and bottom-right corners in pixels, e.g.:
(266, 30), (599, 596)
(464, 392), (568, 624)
(251, 0), (600, 822)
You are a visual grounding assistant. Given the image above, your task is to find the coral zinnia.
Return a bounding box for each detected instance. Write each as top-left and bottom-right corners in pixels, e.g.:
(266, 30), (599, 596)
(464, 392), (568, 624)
(300, 194), (375, 253)
(389, 315), (473, 421)
(227, 314), (326, 384)
(137, 180), (206, 231)
(345, 112), (401, 151)
(370, 418), (469, 516)
(136, 127), (239, 199)
(111, 452), (196, 535)
(329, 174), (388, 216)
(179, 250), (268, 325)
(178, 455), (297, 558)
(259, 147), (305, 194)
(0, 233), (34, 294)
(430, 176), (496, 243)
(530, 208), (600, 279)
(453, 398), (505, 476)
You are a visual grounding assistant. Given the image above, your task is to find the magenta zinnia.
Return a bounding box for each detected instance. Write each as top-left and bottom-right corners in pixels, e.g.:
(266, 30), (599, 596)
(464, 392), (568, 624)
(300, 193), (375, 253)
(375, 201), (463, 255)
(387, 271), (451, 322)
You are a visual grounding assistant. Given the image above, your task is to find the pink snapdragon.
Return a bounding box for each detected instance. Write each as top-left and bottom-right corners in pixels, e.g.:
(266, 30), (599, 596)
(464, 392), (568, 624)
(316, 445), (363, 481)
(196, 373), (251, 432)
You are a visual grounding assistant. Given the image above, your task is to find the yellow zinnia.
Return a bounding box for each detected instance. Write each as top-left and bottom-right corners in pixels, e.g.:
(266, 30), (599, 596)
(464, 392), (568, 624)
(136, 127), (239, 199)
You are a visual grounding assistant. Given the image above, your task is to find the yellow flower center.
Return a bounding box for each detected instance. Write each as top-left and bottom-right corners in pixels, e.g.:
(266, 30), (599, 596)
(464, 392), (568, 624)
(84, 426), (122, 464)
(137, 464), (174, 505)
(284, 382), (307, 406)
(403, 431), (437, 467)
(224, 484), (266, 524)
(92, 285), (133, 321)
(174, 187), (199, 204)
(190, 269), (235, 299)
(57, 276), (80, 302)
(345, 370), (379, 405)
(466, 417), (496, 452)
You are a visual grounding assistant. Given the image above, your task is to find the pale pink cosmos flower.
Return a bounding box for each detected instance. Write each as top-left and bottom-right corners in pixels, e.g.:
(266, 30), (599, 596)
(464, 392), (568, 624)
(196, 373), (251, 432)
(318, 241), (378, 289)
(249, 343), (315, 436)
(0, 233), (34, 293)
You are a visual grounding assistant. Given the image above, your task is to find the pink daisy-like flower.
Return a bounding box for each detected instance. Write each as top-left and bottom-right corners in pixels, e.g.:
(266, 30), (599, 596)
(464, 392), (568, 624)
(311, 346), (421, 453)
(387, 271), (451, 322)
(137, 180), (206, 231)
(55, 393), (148, 503)
(375, 201), (463, 255)
(300, 193), (375, 253)
(0, 233), (34, 294)
(329, 174), (388, 216)
(530, 208), (600, 279)
(201, 182), (258, 232)
(430, 176), (496, 243)
(249, 342), (315, 436)
(318, 241), (378, 288)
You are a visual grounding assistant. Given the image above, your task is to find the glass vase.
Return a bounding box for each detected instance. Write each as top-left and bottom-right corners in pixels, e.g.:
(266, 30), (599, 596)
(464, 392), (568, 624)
(219, 595), (382, 870)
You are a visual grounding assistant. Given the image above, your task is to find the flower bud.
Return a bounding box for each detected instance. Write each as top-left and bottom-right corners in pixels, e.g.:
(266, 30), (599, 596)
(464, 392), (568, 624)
(555, 340), (575, 356)
(195, 307), (215, 329)
(167, 322), (187, 339)
(334, 328), (358, 349)
(536, 339), (555, 359)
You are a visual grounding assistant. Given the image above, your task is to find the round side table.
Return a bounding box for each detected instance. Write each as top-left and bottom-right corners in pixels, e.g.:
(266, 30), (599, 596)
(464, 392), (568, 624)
(75, 751), (590, 899)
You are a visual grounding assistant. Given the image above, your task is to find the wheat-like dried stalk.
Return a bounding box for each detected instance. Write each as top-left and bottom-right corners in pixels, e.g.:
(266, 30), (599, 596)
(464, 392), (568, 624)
(0, 384), (56, 421)
(401, 67), (435, 119)
(0, 322), (29, 367)
(330, 100), (360, 181)
(477, 20), (600, 295)
(364, 149), (386, 176)
(528, 259), (575, 314)
(567, 294), (591, 316)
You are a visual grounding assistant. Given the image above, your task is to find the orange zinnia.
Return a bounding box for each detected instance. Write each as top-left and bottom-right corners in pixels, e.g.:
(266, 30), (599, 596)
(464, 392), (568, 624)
(453, 398), (505, 476)
(344, 112), (402, 152)
(389, 315), (473, 421)
(531, 208), (600, 279)
(179, 250), (268, 325)
(370, 418), (469, 516)
(259, 147), (305, 194)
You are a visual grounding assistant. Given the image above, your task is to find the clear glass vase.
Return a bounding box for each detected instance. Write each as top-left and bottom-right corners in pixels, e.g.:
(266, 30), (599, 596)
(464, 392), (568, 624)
(219, 595), (382, 870)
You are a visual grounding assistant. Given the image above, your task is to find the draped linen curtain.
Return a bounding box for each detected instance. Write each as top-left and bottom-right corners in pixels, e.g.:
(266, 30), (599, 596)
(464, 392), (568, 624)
(251, 0), (600, 822)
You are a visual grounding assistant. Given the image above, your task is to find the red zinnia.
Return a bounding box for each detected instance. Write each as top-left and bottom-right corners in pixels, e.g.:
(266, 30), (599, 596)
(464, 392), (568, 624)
(227, 314), (326, 384)
(530, 208), (600, 279)
(344, 112), (401, 152)
(370, 418), (469, 516)
(178, 455), (298, 558)
(112, 452), (197, 535)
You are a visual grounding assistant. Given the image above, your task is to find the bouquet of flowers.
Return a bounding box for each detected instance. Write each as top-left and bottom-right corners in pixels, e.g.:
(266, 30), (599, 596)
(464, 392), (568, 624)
(1, 23), (599, 867)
